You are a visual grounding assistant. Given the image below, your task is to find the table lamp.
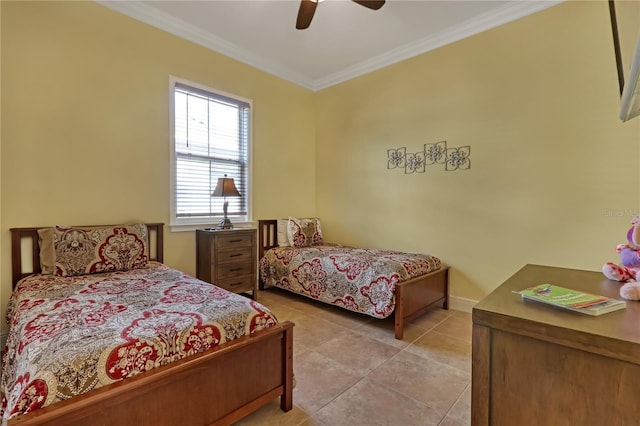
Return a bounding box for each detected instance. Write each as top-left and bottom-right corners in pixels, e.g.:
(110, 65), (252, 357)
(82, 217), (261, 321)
(211, 174), (241, 229)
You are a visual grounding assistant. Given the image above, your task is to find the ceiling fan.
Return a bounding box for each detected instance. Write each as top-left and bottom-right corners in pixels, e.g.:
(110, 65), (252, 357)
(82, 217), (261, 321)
(296, 0), (386, 30)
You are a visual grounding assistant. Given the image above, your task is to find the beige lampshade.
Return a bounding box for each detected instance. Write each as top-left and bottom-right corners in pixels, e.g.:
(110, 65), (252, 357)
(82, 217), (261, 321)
(211, 174), (241, 197)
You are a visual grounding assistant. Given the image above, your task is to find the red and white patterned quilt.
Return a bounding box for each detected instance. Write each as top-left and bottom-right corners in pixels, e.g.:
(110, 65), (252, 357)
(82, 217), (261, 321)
(259, 245), (441, 319)
(0, 262), (278, 423)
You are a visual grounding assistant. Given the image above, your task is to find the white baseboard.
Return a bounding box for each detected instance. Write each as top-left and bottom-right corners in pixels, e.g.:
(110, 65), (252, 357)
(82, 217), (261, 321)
(449, 295), (478, 313)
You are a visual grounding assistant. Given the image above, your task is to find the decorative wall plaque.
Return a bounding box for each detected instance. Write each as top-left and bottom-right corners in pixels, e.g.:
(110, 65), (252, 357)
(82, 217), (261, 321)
(387, 141), (470, 173)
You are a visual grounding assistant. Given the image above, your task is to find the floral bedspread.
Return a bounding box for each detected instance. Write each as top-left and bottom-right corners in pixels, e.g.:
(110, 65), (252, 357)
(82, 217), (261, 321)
(0, 262), (278, 423)
(259, 245), (441, 319)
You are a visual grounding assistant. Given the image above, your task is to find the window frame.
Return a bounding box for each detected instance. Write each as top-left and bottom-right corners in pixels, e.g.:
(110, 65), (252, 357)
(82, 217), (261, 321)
(169, 76), (253, 231)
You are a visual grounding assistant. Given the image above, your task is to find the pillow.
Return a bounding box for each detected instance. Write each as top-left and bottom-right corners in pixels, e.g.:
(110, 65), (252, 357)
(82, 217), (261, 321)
(277, 219), (290, 247)
(52, 224), (149, 277)
(37, 227), (55, 275)
(287, 217), (323, 248)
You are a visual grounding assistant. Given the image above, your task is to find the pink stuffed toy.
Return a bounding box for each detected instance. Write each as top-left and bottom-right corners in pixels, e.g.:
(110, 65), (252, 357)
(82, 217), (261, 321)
(603, 214), (640, 300)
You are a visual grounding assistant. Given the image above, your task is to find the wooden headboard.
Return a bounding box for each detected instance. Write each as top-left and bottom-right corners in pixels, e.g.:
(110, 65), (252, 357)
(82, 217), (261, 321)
(258, 220), (278, 261)
(10, 223), (164, 289)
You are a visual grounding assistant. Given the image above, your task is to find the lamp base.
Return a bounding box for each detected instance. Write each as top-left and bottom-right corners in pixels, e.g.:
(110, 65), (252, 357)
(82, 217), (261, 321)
(217, 218), (234, 229)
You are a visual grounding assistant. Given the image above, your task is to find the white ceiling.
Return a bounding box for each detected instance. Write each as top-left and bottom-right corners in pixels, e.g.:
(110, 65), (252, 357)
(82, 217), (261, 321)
(97, 0), (562, 91)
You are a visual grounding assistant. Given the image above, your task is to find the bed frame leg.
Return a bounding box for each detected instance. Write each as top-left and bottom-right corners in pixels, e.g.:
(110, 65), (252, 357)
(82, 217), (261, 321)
(443, 267), (450, 310)
(280, 324), (294, 411)
(394, 318), (404, 340)
(395, 286), (405, 340)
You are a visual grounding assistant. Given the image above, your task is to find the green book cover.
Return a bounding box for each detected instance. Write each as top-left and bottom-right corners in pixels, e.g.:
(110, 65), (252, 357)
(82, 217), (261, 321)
(515, 284), (626, 316)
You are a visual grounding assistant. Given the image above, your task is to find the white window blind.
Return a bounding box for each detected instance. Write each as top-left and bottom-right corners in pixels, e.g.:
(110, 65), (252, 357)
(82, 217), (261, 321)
(171, 79), (250, 226)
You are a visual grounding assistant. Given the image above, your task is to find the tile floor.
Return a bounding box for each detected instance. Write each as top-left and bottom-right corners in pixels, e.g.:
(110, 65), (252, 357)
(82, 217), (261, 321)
(236, 288), (472, 426)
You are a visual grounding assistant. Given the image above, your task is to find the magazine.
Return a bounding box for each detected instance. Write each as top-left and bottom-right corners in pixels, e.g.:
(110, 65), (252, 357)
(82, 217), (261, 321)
(515, 283), (626, 316)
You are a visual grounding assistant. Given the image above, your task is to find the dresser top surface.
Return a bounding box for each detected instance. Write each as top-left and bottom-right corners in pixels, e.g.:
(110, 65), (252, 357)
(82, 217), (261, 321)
(198, 228), (256, 233)
(473, 264), (640, 347)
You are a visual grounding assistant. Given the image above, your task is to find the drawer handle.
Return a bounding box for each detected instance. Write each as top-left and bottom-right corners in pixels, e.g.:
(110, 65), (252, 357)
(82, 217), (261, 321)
(229, 239), (242, 243)
(229, 268), (243, 272)
(229, 253), (243, 258)
(229, 282), (243, 287)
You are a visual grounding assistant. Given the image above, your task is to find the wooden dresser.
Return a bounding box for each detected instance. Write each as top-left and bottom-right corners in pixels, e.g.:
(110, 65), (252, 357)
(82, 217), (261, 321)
(196, 228), (258, 300)
(472, 264), (640, 425)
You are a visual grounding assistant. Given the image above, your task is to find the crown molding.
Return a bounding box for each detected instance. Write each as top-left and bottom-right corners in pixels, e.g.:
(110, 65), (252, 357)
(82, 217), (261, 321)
(94, 1), (315, 89)
(312, 0), (563, 90)
(95, 0), (563, 92)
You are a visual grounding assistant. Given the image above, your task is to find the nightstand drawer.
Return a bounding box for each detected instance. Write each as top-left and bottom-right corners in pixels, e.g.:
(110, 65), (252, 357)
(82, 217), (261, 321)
(214, 260), (253, 280)
(215, 233), (254, 250)
(215, 249), (253, 264)
(215, 275), (254, 293)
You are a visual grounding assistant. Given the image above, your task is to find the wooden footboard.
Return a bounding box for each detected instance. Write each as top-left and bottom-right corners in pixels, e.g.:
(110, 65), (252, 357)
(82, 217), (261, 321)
(394, 266), (449, 340)
(9, 321), (294, 426)
(258, 220), (450, 340)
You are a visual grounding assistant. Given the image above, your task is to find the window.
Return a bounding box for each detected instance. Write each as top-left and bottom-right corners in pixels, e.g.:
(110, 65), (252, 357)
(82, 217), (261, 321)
(170, 77), (251, 229)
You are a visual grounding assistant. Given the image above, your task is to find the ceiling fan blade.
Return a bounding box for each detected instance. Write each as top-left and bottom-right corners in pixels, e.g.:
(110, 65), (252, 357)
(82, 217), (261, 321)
(296, 0), (318, 30)
(352, 0), (385, 11)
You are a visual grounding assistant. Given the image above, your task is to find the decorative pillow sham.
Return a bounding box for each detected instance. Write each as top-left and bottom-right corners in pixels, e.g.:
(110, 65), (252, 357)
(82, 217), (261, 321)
(277, 219), (290, 247)
(40, 224), (149, 277)
(287, 217), (324, 247)
(37, 227), (55, 275)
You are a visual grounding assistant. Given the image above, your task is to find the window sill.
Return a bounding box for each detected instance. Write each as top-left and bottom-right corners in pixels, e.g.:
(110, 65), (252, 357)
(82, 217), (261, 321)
(169, 221), (255, 233)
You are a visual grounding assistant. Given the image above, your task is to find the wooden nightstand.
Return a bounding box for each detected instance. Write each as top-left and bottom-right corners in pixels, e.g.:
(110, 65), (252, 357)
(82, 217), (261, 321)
(196, 228), (258, 300)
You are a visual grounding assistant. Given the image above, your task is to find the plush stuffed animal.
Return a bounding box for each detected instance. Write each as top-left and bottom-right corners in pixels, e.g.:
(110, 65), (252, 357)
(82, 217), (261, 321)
(602, 215), (640, 300)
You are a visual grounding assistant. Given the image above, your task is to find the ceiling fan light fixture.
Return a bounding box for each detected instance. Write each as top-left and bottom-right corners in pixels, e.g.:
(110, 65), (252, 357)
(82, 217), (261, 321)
(353, 1), (385, 11)
(296, 0), (384, 30)
(296, 0), (318, 30)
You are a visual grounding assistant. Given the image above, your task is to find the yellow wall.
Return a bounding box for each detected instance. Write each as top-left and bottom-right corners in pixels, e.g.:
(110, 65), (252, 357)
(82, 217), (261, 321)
(0, 1), (316, 332)
(315, 0), (640, 302)
(1, 1), (640, 334)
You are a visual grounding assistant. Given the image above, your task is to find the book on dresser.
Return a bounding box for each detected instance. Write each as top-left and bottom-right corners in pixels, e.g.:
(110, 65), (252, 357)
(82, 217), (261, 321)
(515, 283), (626, 316)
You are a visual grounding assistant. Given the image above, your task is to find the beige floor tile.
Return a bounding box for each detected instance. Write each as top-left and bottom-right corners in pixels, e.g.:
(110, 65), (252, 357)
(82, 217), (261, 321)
(256, 289), (284, 303)
(311, 305), (374, 330)
(250, 286), (471, 425)
(403, 329), (471, 373)
(431, 313), (472, 343)
(235, 399), (310, 426)
(439, 417), (468, 426)
(293, 340), (312, 358)
(408, 306), (454, 330)
(314, 330), (401, 376)
(257, 287), (292, 303)
(292, 350), (361, 413)
(289, 314), (349, 349)
(442, 383), (471, 425)
(368, 351), (470, 417)
(296, 416), (329, 426)
(269, 304), (315, 325)
(261, 306), (316, 357)
(267, 304), (305, 323)
(452, 310), (472, 320)
(314, 376), (442, 426)
(352, 315), (429, 348)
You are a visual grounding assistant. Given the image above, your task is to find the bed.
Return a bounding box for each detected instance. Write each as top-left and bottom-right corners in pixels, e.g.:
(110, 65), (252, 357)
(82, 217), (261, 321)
(3, 223), (294, 426)
(258, 219), (449, 340)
